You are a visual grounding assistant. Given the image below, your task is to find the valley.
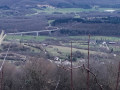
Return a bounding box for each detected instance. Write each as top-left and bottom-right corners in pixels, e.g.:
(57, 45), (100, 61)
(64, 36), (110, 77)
(0, 0), (120, 90)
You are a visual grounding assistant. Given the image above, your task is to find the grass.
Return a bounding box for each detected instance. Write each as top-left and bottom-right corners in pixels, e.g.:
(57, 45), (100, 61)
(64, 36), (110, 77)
(74, 15), (80, 18)
(98, 8), (119, 12)
(26, 7), (120, 16)
(31, 8), (95, 14)
(69, 36), (120, 42)
(6, 35), (120, 46)
(22, 43), (40, 53)
(6, 35), (56, 42)
(109, 45), (120, 52)
(5, 35), (120, 55)
(48, 20), (55, 26)
(46, 45), (108, 59)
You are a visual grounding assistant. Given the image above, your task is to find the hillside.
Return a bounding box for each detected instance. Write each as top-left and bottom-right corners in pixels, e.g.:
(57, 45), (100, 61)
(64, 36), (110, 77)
(1, 0), (120, 35)
(1, 1), (120, 90)
(0, 0), (120, 9)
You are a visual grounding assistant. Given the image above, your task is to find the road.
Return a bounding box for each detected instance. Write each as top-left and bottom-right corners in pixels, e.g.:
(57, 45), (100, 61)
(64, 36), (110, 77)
(7, 27), (60, 36)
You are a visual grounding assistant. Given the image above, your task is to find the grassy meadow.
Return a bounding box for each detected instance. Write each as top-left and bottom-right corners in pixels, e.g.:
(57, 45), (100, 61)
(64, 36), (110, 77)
(4, 35), (120, 60)
(26, 7), (120, 16)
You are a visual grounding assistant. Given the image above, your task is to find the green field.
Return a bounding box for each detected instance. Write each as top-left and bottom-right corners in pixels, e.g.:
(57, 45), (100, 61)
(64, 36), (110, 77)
(26, 7), (120, 16)
(69, 36), (120, 42)
(5, 35), (120, 56)
(46, 45), (109, 59)
(48, 20), (55, 26)
(6, 35), (120, 42)
(6, 35), (56, 42)
(31, 8), (96, 15)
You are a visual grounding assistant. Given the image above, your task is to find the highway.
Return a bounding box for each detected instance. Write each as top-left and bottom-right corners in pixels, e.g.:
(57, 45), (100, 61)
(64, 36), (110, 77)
(7, 27), (60, 36)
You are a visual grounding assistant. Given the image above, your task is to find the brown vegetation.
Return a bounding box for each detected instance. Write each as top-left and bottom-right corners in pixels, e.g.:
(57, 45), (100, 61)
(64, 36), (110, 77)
(0, 57), (119, 90)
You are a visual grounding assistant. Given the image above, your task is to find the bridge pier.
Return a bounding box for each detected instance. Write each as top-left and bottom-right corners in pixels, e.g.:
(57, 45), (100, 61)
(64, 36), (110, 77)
(36, 32), (39, 37)
(21, 34), (23, 36)
(49, 31), (51, 36)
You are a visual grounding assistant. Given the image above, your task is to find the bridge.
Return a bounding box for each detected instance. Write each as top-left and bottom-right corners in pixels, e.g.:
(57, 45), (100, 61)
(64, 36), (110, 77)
(7, 27), (60, 36)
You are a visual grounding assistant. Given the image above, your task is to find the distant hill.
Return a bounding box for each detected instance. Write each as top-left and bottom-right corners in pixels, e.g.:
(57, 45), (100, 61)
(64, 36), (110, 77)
(1, 0), (120, 34)
(0, 0), (120, 9)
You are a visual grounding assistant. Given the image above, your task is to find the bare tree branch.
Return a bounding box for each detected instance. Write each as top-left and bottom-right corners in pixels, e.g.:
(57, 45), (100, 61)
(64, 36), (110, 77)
(0, 30), (6, 45)
(55, 76), (61, 90)
(57, 65), (70, 71)
(83, 64), (103, 90)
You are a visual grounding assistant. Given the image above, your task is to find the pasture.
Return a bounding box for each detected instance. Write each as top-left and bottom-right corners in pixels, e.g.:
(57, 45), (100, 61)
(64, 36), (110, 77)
(4, 35), (120, 60)
(26, 7), (119, 16)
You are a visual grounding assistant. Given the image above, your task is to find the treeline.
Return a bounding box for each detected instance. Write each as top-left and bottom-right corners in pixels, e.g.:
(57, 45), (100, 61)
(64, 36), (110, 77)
(1, 0), (120, 9)
(2, 57), (119, 90)
(101, 4), (120, 8)
(0, 5), (10, 10)
(1, 15), (48, 33)
(58, 29), (120, 36)
(51, 17), (120, 36)
(52, 17), (120, 25)
(52, 3), (91, 9)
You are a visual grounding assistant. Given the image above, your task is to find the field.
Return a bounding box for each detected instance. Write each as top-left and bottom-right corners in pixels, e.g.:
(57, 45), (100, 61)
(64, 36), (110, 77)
(6, 35), (120, 42)
(26, 7), (120, 16)
(45, 45), (109, 59)
(69, 36), (120, 41)
(5, 35), (56, 42)
(3, 35), (120, 61)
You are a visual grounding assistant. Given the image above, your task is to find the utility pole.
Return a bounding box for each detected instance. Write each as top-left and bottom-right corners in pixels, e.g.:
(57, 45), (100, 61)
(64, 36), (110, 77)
(87, 35), (90, 90)
(115, 62), (120, 90)
(0, 68), (3, 90)
(70, 41), (74, 90)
